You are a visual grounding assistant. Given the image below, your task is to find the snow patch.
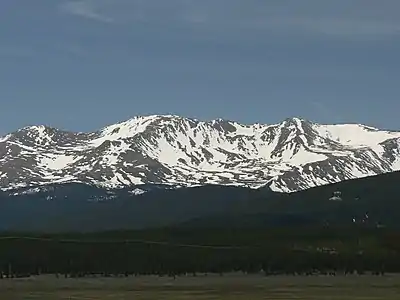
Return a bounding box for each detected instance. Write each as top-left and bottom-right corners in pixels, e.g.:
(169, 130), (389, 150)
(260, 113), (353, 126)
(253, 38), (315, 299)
(129, 188), (146, 195)
(1, 115), (400, 193)
(393, 158), (400, 171)
(315, 124), (400, 148)
(40, 154), (79, 170)
(0, 134), (11, 143)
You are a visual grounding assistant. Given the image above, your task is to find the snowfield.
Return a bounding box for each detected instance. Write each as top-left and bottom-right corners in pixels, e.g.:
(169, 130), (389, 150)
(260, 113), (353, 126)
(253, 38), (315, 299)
(0, 115), (399, 193)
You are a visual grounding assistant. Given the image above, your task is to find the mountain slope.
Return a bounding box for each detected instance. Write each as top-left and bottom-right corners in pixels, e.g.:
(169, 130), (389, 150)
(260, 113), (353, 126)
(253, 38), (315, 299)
(0, 115), (399, 192)
(0, 184), (272, 231)
(1, 171), (400, 232)
(177, 170), (400, 229)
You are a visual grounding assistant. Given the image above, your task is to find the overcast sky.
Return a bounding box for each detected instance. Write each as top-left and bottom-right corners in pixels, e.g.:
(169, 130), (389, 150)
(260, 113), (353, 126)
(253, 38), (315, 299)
(1, 0), (399, 133)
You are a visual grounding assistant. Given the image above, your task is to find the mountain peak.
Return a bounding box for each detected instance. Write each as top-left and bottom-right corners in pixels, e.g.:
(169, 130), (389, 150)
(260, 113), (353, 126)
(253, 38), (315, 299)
(285, 116), (307, 121)
(1, 115), (400, 192)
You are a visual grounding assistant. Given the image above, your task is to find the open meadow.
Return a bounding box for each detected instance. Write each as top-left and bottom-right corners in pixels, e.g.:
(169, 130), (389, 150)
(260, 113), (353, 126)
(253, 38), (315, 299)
(1, 274), (400, 300)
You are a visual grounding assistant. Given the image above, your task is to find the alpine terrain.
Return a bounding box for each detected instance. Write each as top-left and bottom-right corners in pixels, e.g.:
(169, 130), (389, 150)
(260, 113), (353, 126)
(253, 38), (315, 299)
(1, 115), (400, 193)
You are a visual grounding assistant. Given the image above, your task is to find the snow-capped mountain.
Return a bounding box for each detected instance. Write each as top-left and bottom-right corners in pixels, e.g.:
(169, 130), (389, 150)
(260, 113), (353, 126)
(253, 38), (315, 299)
(0, 115), (399, 193)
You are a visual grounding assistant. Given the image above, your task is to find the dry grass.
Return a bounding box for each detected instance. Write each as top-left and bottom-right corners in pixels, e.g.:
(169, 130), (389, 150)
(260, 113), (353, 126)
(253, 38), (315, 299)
(1, 274), (400, 299)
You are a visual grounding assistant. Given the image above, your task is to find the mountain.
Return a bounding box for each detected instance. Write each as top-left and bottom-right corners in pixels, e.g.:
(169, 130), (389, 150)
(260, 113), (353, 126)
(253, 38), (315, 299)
(1, 115), (400, 192)
(0, 183), (273, 231)
(1, 171), (399, 232)
(176, 170), (400, 229)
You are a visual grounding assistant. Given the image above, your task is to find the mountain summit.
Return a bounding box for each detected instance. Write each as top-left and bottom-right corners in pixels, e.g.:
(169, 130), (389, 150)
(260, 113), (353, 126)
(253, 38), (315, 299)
(0, 115), (399, 192)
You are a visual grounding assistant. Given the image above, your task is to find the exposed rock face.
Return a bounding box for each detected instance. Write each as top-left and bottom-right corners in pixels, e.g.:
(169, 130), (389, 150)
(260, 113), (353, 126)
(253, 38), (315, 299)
(0, 115), (399, 192)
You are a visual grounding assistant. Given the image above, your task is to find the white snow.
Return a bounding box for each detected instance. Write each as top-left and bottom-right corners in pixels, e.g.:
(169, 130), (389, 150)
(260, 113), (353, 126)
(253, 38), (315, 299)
(90, 116), (158, 147)
(315, 124), (400, 148)
(32, 126), (52, 145)
(393, 158), (400, 171)
(230, 122), (256, 136)
(10, 187), (42, 196)
(129, 188), (146, 195)
(282, 147), (327, 165)
(1, 115), (400, 193)
(40, 154), (79, 170)
(0, 134), (11, 143)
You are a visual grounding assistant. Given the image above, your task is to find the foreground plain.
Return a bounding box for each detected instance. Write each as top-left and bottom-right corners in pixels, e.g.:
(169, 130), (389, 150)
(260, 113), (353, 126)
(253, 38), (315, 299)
(2, 274), (400, 299)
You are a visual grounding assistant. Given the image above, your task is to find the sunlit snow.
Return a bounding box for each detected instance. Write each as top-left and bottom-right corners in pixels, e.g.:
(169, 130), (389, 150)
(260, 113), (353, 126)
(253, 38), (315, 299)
(130, 188), (146, 195)
(1, 115), (400, 193)
(315, 124), (400, 148)
(40, 154), (79, 170)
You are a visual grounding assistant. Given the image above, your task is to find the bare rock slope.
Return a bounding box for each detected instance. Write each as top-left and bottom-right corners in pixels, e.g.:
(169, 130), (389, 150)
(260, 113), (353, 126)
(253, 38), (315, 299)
(1, 115), (399, 192)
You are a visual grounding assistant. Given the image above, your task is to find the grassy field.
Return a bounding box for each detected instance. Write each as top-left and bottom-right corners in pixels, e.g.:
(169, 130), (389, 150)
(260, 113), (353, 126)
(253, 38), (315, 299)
(1, 274), (400, 299)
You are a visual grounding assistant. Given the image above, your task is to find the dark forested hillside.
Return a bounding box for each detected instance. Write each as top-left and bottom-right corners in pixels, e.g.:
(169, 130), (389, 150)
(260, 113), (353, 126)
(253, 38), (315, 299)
(1, 172), (400, 277)
(0, 184), (273, 231)
(178, 171), (400, 229)
(0, 171), (399, 231)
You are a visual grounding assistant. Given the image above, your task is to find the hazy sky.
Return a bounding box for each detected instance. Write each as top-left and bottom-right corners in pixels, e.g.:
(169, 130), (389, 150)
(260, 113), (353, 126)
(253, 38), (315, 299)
(1, 0), (399, 134)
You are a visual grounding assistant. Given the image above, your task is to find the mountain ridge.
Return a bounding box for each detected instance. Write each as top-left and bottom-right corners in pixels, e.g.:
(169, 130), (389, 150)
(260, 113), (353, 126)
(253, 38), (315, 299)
(1, 115), (399, 192)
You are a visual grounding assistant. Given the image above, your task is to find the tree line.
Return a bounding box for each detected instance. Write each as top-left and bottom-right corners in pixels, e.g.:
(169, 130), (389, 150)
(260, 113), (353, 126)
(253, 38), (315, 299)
(1, 227), (400, 278)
